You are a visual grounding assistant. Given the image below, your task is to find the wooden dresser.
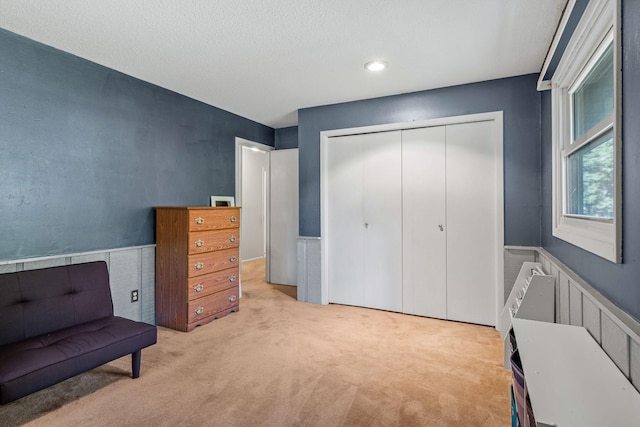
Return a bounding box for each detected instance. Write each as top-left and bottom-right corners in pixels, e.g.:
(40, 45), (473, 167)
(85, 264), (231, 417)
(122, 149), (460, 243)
(155, 206), (240, 332)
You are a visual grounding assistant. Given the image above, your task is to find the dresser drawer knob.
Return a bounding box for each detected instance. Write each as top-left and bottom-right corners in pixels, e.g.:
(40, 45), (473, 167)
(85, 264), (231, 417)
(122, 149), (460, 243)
(195, 217), (205, 225)
(229, 294), (237, 303)
(229, 256), (237, 263)
(229, 235), (237, 242)
(230, 216), (237, 223)
(195, 262), (204, 270)
(229, 274), (237, 282)
(195, 306), (204, 315)
(194, 284), (204, 292)
(195, 239), (204, 247)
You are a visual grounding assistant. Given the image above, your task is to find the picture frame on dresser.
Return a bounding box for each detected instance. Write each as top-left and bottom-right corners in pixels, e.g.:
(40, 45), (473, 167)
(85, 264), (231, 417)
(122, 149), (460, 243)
(210, 196), (235, 207)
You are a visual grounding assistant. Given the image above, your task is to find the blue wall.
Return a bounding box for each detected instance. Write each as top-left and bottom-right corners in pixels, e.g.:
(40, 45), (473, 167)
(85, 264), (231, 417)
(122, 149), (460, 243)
(298, 74), (542, 246)
(275, 126), (299, 149)
(0, 29), (274, 261)
(541, 0), (640, 322)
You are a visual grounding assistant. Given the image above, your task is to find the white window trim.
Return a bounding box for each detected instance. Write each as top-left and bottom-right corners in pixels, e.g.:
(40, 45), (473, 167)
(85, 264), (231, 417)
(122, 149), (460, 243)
(551, 0), (622, 263)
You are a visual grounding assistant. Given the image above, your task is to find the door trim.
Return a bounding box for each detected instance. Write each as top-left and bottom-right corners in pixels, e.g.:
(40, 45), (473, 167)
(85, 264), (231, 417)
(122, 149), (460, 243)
(320, 111), (504, 327)
(235, 138), (274, 207)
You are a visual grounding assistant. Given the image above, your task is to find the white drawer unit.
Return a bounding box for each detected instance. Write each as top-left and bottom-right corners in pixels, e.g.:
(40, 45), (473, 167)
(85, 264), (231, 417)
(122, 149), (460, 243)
(502, 261), (640, 426)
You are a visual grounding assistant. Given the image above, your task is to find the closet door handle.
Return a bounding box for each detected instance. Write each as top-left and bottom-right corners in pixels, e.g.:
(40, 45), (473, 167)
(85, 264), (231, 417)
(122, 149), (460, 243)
(438, 224), (444, 231)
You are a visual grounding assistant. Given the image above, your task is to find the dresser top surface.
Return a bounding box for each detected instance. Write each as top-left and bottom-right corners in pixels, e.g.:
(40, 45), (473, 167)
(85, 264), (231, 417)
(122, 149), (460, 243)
(155, 206), (240, 210)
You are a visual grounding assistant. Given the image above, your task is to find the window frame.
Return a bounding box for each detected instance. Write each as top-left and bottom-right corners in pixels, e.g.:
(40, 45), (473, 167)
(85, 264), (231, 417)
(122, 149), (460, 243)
(551, 0), (621, 263)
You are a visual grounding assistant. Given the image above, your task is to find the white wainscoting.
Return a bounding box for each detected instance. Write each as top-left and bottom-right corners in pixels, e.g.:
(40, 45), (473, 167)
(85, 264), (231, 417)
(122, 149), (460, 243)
(296, 237), (321, 304)
(0, 245), (155, 324)
(505, 246), (640, 392)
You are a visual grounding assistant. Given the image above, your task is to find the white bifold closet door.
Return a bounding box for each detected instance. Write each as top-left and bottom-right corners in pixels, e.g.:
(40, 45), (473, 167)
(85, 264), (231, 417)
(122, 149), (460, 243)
(445, 121), (496, 325)
(402, 126), (447, 319)
(326, 121), (496, 326)
(326, 131), (403, 312)
(402, 122), (496, 325)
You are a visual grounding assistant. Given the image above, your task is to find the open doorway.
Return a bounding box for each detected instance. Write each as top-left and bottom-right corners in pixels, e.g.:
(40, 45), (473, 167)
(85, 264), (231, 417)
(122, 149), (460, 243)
(236, 137), (299, 287)
(235, 138), (272, 264)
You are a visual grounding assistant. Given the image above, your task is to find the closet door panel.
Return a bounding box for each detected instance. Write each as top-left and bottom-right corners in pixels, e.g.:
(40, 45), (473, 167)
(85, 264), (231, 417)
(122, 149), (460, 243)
(326, 134), (365, 306)
(362, 131), (403, 312)
(445, 121), (497, 326)
(402, 126), (447, 318)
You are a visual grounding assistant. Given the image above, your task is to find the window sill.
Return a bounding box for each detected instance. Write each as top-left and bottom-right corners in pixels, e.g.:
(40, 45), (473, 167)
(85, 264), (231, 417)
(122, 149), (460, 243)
(552, 217), (619, 263)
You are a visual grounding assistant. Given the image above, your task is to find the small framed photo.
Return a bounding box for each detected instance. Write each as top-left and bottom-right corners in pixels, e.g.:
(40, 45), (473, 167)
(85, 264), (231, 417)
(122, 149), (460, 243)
(210, 196), (235, 207)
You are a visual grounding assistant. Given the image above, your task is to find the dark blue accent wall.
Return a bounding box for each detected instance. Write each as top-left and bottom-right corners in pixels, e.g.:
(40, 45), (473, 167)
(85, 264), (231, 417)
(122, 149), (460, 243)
(275, 126), (299, 149)
(0, 29), (274, 261)
(541, 0), (640, 322)
(298, 74), (542, 246)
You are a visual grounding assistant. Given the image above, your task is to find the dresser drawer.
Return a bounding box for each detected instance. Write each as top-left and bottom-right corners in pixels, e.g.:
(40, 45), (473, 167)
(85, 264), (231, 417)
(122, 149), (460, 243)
(187, 268), (239, 300)
(188, 209), (240, 232)
(188, 229), (240, 255)
(187, 248), (239, 277)
(187, 286), (239, 325)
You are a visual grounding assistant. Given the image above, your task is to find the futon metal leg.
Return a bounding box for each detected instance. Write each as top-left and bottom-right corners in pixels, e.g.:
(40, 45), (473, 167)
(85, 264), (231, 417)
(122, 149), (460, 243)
(132, 350), (141, 378)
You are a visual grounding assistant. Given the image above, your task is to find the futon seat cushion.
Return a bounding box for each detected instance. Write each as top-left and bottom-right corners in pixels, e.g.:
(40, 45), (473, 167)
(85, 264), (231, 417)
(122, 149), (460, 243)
(0, 315), (156, 403)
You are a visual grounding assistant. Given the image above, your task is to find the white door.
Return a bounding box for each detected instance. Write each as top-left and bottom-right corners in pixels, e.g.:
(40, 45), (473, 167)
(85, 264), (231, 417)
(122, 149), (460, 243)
(326, 134), (364, 307)
(269, 149), (299, 286)
(362, 131), (403, 311)
(402, 126), (447, 318)
(327, 131), (403, 311)
(445, 121), (497, 325)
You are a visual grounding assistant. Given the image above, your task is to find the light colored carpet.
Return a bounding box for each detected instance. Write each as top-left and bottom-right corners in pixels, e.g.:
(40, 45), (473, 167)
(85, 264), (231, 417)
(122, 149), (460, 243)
(0, 259), (511, 426)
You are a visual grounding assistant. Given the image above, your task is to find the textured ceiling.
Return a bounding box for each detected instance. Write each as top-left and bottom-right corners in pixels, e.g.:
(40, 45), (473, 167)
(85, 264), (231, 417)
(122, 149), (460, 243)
(0, 0), (567, 128)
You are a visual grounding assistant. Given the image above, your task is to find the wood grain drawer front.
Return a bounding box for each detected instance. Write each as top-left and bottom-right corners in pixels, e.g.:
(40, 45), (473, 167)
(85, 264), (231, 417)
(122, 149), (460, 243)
(188, 286), (239, 324)
(188, 229), (240, 254)
(188, 209), (240, 232)
(188, 248), (240, 277)
(188, 268), (239, 300)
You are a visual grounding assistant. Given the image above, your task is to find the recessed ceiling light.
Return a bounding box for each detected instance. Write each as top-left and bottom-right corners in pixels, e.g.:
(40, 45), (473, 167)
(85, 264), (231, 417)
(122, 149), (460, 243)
(364, 60), (387, 71)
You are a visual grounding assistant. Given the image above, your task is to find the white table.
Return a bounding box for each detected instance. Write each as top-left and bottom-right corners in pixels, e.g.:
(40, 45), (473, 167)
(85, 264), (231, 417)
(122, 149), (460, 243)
(512, 318), (640, 427)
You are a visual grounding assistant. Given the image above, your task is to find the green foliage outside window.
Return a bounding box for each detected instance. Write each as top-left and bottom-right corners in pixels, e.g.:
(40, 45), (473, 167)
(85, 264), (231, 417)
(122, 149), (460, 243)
(567, 131), (614, 218)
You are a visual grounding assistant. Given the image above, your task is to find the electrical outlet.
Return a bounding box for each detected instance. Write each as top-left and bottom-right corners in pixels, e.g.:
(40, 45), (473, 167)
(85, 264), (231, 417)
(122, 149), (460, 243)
(131, 289), (139, 303)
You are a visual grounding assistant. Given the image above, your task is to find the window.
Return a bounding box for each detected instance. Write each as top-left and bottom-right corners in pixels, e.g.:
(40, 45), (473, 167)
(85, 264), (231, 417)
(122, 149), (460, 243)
(566, 129), (613, 218)
(551, 0), (621, 262)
